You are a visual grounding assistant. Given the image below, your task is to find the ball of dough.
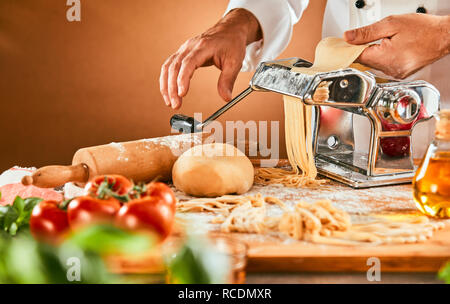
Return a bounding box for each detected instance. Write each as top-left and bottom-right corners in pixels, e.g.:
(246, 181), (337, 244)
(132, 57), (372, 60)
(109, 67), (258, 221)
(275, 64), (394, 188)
(172, 143), (254, 197)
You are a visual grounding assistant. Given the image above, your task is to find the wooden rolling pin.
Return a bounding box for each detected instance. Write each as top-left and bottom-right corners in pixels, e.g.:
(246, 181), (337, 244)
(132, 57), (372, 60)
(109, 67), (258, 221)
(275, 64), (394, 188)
(22, 133), (207, 188)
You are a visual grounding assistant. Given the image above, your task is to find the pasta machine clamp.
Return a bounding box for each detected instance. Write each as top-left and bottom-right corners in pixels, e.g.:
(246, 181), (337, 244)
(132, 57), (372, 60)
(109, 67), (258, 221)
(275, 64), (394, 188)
(170, 58), (440, 188)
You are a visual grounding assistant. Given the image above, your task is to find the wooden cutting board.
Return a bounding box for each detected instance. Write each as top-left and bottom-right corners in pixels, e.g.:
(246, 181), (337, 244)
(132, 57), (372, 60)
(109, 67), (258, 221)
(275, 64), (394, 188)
(243, 224), (450, 272)
(235, 177), (450, 273)
(107, 180), (450, 274)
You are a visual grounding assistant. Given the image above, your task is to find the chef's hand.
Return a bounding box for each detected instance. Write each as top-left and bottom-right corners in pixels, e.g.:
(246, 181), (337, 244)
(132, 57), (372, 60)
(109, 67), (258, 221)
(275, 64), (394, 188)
(344, 13), (450, 79)
(160, 9), (262, 109)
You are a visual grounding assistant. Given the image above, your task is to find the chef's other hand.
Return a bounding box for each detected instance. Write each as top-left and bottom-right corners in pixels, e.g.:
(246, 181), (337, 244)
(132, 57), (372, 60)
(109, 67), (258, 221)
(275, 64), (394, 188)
(344, 13), (450, 79)
(160, 9), (262, 109)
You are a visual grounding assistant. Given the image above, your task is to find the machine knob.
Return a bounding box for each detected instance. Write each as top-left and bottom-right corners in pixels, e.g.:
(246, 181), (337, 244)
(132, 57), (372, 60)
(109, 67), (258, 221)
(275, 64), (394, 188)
(416, 6), (427, 14)
(377, 89), (421, 125)
(389, 90), (421, 124)
(355, 0), (365, 9)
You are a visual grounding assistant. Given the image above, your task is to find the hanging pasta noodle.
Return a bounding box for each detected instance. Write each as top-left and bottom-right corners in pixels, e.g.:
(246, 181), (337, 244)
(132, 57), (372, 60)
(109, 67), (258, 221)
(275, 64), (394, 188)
(255, 38), (369, 187)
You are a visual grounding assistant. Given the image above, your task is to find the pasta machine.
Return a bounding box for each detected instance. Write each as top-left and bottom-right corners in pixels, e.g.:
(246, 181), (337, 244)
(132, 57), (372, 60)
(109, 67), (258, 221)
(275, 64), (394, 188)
(170, 58), (440, 188)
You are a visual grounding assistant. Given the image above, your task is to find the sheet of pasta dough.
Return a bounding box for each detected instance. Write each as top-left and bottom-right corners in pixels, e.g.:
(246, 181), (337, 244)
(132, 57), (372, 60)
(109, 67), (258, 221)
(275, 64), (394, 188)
(283, 37), (368, 180)
(294, 37), (368, 75)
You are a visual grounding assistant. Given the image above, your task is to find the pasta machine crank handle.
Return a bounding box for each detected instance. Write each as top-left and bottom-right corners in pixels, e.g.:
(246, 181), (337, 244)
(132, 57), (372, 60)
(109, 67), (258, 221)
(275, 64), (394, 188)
(170, 86), (253, 133)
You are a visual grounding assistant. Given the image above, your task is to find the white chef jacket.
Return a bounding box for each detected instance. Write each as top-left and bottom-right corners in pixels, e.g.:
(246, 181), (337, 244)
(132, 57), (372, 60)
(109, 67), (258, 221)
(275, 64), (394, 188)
(225, 0), (450, 157)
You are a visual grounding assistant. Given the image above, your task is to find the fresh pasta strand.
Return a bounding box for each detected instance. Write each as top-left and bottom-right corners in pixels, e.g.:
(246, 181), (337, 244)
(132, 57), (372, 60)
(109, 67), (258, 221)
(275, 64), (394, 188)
(177, 194), (265, 216)
(221, 202), (266, 234)
(255, 38), (368, 188)
(254, 96), (323, 187)
(177, 193), (445, 246)
(254, 167), (326, 188)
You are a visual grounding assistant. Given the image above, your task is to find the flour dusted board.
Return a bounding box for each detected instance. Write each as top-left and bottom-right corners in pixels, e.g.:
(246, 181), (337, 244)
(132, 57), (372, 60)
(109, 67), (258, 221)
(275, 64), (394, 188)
(107, 180), (450, 274)
(244, 226), (450, 272)
(179, 181), (450, 272)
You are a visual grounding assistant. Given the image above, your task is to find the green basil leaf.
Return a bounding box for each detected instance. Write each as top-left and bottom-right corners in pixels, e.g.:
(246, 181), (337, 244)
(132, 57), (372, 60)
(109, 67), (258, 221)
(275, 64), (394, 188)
(8, 223), (18, 236)
(0, 196), (43, 236)
(0, 206), (8, 217)
(12, 196), (25, 215)
(21, 197), (42, 222)
(67, 225), (153, 255)
(439, 261), (450, 284)
(167, 245), (212, 284)
(0, 234), (116, 284)
(3, 207), (19, 233)
(0, 206), (7, 231)
(23, 197), (42, 212)
(165, 236), (230, 284)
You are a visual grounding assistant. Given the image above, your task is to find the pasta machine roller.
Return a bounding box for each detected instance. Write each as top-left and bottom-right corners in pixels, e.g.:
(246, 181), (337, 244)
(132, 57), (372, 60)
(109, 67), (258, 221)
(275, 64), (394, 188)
(170, 58), (440, 188)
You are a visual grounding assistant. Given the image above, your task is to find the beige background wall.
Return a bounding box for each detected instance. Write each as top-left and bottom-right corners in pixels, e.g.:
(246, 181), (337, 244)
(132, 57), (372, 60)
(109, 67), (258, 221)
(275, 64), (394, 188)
(0, 0), (326, 171)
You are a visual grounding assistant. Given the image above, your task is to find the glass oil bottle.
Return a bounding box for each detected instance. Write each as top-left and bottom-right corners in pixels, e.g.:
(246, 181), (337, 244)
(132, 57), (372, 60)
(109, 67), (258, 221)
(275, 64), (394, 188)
(413, 110), (450, 218)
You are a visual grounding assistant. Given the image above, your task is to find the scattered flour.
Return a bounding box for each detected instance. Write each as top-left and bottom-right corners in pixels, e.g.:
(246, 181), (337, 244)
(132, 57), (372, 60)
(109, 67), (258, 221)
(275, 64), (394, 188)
(140, 133), (203, 156)
(0, 166), (36, 187)
(173, 177), (421, 242)
(108, 134), (203, 160)
(63, 182), (87, 199)
(109, 142), (125, 153)
(109, 142), (129, 162)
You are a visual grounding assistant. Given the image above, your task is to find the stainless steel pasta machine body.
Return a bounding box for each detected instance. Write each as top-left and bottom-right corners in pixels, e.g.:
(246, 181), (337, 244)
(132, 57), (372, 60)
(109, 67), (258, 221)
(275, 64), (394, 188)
(170, 58), (440, 188)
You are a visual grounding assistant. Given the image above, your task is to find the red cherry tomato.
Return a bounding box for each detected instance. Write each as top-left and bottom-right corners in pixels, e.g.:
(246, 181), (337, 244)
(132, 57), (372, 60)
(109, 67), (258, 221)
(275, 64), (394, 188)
(85, 175), (134, 201)
(319, 107), (343, 127)
(378, 98), (428, 158)
(67, 196), (121, 230)
(143, 182), (177, 212)
(30, 200), (69, 244)
(115, 196), (174, 240)
(380, 136), (411, 157)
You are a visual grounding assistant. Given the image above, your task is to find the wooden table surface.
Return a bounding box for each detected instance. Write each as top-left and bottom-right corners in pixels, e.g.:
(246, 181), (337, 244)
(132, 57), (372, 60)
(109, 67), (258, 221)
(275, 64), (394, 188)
(245, 272), (443, 284)
(108, 179), (450, 276)
(228, 182), (450, 273)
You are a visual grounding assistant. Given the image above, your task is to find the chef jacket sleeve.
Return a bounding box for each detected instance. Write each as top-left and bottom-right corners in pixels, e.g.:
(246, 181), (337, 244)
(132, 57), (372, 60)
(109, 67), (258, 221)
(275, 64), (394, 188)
(225, 0), (309, 71)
